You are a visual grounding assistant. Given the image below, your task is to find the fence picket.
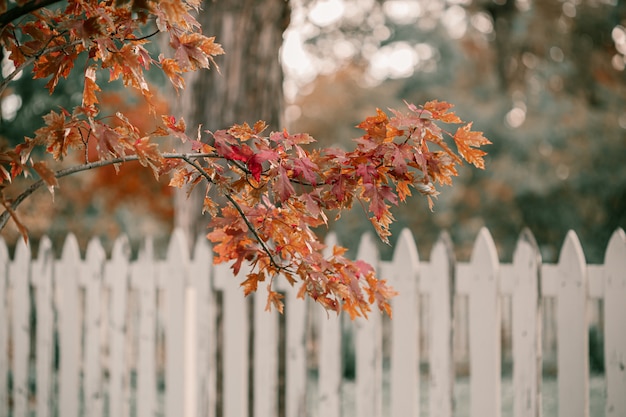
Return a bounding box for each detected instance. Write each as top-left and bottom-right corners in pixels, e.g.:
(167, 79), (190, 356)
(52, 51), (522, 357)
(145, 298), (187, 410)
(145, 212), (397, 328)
(83, 238), (106, 417)
(0, 238), (7, 417)
(426, 232), (455, 417)
(556, 231), (589, 417)
(317, 233), (342, 417)
(253, 285), (279, 417)
(162, 230), (188, 417)
(218, 260), (249, 417)
(389, 229), (419, 417)
(56, 234), (82, 417)
(603, 228), (626, 417)
(511, 229), (542, 417)
(32, 237), (54, 417)
(0, 228), (624, 417)
(284, 279), (308, 417)
(191, 237), (217, 417)
(131, 239), (158, 417)
(355, 233), (383, 417)
(461, 227), (501, 417)
(105, 236), (131, 417)
(10, 238), (30, 417)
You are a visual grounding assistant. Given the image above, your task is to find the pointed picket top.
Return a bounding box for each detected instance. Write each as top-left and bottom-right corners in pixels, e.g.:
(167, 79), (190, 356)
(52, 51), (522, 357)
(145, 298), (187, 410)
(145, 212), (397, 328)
(111, 234), (131, 261)
(469, 227), (499, 272)
(84, 238), (104, 267)
(168, 227), (191, 264)
(604, 227), (626, 269)
(603, 228), (626, 417)
(513, 228), (540, 262)
(391, 228), (419, 274)
(13, 234), (31, 265)
(36, 236), (53, 263)
(138, 236), (154, 261)
(557, 230), (587, 284)
(61, 233), (81, 262)
(193, 234), (211, 263)
(356, 232), (379, 263)
(512, 228), (541, 293)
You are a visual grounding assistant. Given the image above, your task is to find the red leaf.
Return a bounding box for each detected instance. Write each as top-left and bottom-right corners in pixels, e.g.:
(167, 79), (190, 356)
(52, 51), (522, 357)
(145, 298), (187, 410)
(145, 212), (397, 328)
(274, 165), (295, 202)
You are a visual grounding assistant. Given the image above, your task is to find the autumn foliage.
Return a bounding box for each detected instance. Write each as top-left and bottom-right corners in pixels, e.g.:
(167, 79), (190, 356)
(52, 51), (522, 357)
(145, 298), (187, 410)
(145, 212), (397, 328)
(0, 0), (489, 318)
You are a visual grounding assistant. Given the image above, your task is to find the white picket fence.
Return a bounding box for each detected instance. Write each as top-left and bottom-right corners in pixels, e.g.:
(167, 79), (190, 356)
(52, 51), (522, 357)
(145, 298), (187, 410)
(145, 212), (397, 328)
(0, 227), (625, 417)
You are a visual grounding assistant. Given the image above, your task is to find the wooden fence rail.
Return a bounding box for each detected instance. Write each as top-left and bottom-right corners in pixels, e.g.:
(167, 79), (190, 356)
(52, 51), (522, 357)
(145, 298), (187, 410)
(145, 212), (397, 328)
(0, 227), (624, 417)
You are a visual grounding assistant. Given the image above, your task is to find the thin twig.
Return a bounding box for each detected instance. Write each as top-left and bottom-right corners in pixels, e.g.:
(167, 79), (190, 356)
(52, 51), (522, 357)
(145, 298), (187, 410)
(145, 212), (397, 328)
(181, 154), (284, 272)
(0, 152), (217, 230)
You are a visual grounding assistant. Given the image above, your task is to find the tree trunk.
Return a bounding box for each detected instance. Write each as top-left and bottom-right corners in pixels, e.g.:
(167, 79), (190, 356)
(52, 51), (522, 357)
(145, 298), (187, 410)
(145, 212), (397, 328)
(172, 0), (291, 241)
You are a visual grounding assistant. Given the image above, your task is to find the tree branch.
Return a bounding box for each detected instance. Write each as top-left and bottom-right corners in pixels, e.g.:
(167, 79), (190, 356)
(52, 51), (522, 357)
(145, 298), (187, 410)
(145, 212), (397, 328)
(180, 154), (284, 272)
(0, 152), (216, 230)
(0, 151), (286, 274)
(0, 0), (63, 30)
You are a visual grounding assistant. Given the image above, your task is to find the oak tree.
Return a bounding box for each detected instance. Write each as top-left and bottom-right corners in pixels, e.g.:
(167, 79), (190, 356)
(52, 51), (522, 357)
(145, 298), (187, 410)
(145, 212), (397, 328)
(0, 0), (489, 318)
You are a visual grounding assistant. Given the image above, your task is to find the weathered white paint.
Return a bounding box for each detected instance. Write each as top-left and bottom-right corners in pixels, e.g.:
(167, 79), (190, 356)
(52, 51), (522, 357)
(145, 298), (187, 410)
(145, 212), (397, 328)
(0, 227), (623, 417)
(603, 228), (626, 417)
(190, 237), (216, 417)
(283, 278), (308, 417)
(11, 237), (30, 417)
(106, 236), (131, 417)
(132, 239), (158, 417)
(426, 232), (455, 417)
(33, 237), (54, 417)
(162, 230), (188, 417)
(388, 228), (420, 417)
(461, 227), (501, 417)
(83, 238), (105, 417)
(511, 229), (541, 417)
(317, 233), (342, 417)
(217, 260), (249, 417)
(354, 233), (383, 417)
(0, 238), (8, 417)
(253, 284), (279, 417)
(56, 234), (81, 417)
(555, 231), (589, 417)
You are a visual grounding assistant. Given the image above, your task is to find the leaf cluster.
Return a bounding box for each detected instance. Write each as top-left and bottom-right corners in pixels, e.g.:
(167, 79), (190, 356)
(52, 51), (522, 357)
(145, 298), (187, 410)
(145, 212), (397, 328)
(0, 0), (489, 318)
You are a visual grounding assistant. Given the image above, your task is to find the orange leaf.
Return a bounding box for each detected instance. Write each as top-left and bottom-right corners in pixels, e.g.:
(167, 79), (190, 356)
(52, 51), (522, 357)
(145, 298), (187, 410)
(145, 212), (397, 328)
(356, 108), (389, 142)
(83, 66), (101, 108)
(240, 272), (265, 296)
(265, 288), (285, 313)
(453, 123), (491, 169)
(423, 100), (463, 124)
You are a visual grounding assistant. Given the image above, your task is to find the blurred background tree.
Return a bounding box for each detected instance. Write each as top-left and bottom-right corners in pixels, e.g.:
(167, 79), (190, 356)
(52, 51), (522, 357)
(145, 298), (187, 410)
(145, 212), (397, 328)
(1, 0), (625, 262)
(283, 0), (626, 262)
